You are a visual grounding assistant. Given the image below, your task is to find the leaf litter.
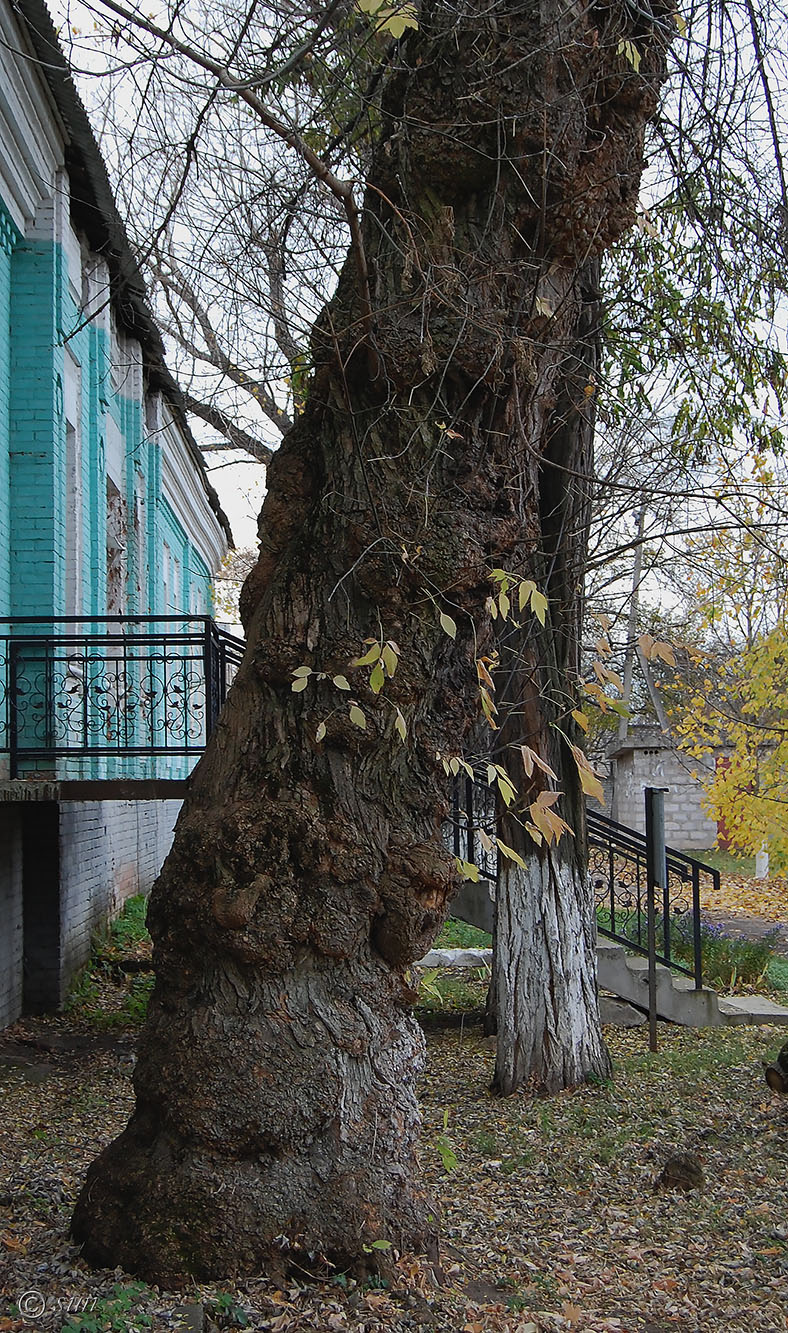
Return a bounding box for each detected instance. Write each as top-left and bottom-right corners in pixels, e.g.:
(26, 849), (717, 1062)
(2, 1003), (788, 1331)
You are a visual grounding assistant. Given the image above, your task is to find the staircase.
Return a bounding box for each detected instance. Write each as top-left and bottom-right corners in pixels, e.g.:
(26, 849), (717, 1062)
(432, 869), (788, 1023)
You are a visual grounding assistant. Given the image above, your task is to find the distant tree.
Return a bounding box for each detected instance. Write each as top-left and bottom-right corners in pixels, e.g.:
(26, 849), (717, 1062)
(667, 462), (788, 866)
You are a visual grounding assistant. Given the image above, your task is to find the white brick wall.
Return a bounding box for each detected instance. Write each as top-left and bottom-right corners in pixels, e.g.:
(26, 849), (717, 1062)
(0, 798), (181, 1025)
(59, 799), (180, 993)
(0, 806), (22, 1028)
(613, 747), (717, 850)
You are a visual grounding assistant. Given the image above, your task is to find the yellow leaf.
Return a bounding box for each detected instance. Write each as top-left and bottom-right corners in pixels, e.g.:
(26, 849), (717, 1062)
(674, 10), (687, 36)
(571, 709), (589, 732)
(478, 828), (495, 854)
(579, 766), (605, 805)
(380, 5), (418, 37)
(349, 705), (366, 729)
(439, 611), (457, 639)
(497, 774), (516, 806)
(525, 821), (543, 847)
(520, 746), (558, 781)
(456, 857), (480, 882)
(498, 590), (510, 619)
(369, 660), (385, 694)
(291, 676), (309, 693)
(315, 721), (326, 743)
(618, 37), (641, 70)
(638, 633), (655, 660)
(292, 665), (312, 678)
(495, 839), (527, 869)
(480, 688), (499, 729)
(382, 643), (399, 676)
(394, 708), (407, 741)
(449, 757), (460, 776)
(530, 589), (548, 625)
(333, 674), (351, 690)
(518, 579), (536, 611)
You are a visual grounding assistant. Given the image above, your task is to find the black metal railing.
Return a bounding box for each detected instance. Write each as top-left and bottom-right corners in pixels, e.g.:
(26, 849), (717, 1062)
(448, 779), (715, 988)
(588, 809), (713, 988)
(0, 616), (245, 776)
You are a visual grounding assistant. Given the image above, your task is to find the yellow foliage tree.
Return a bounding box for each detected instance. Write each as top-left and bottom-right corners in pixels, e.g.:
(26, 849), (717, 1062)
(670, 462), (788, 865)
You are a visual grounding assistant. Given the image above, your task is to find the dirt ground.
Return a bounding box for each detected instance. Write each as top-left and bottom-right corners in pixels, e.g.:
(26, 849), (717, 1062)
(2, 1010), (788, 1333)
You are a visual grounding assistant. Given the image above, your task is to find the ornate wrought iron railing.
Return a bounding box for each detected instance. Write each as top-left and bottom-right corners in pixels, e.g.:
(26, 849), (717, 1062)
(0, 616), (245, 776)
(448, 780), (715, 987)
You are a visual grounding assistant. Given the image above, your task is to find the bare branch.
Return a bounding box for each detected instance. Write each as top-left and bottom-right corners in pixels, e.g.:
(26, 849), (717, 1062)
(180, 392), (275, 464)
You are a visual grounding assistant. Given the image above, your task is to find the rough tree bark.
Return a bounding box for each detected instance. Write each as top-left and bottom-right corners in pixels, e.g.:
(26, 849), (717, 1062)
(489, 259), (613, 1094)
(72, 0), (670, 1283)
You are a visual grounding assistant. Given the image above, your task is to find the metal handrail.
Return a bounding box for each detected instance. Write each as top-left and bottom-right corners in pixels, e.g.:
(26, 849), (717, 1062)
(0, 616), (245, 774)
(449, 778), (713, 988)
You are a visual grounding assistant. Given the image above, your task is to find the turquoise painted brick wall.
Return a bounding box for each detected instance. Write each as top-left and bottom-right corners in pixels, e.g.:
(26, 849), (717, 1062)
(2, 199), (219, 781)
(9, 236), (64, 617)
(0, 200), (20, 626)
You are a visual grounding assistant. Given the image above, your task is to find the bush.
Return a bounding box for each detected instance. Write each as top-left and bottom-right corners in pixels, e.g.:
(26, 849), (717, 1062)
(598, 907), (777, 993)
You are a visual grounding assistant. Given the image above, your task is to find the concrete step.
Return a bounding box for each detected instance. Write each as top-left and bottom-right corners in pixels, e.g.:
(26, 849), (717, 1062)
(595, 937), (724, 1026)
(416, 940), (788, 1028)
(717, 995), (788, 1025)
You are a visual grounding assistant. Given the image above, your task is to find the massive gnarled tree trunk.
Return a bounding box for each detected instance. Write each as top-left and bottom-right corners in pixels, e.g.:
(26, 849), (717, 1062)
(73, 0), (669, 1283)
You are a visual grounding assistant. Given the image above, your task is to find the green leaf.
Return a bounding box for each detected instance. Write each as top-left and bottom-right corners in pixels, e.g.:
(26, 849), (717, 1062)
(369, 1238), (393, 1251)
(349, 704), (367, 729)
(381, 643), (399, 676)
(439, 611), (457, 639)
(369, 660), (385, 694)
(352, 643), (381, 667)
(292, 665), (312, 678)
(333, 674), (351, 690)
(291, 676), (309, 693)
(394, 708), (407, 741)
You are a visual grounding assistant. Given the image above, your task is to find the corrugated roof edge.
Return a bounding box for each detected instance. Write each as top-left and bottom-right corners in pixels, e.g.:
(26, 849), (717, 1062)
(11, 0), (235, 549)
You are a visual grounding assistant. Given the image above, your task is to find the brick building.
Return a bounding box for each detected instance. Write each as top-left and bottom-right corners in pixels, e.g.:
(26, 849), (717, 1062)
(0, 0), (236, 1027)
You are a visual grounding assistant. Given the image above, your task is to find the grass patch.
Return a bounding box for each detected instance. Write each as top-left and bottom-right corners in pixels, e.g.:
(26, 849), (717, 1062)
(414, 968), (488, 1014)
(65, 968), (153, 1030)
(686, 847), (756, 877)
(674, 919), (776, 992)
(101, 894), (151, 958)
(64, 895), (153, 1030)
(434, 917), (492, 949)
(766, 955), (788, 993)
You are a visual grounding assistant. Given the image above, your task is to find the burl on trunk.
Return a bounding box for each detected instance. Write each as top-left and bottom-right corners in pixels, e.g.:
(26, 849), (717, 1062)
(73, 0), (670, 1282)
